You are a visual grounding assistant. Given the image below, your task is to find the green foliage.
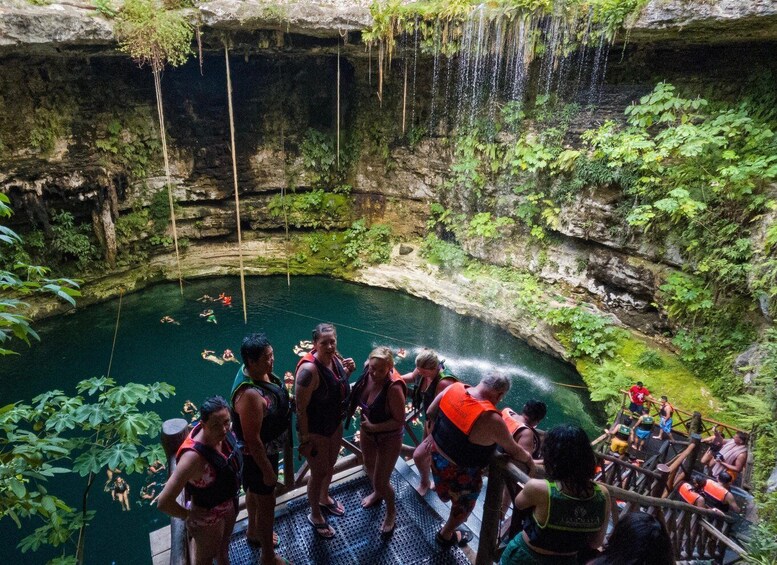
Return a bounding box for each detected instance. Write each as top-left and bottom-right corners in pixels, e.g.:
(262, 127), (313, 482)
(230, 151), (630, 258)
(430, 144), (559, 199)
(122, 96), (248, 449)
(268, 189), (351, 230)
(635, 349), (664, 370)
(1, 377), (173, 560)
(148, 187), (175, 232)
(343, 219), (393, 268)
(95, 109), (161, 179)
(466, 212), (514, 239)
(29, 107), (69, 153)
(49, 211), (98, 271)
(584, 81), (777, 296)
(0, 196), (81, 356)
(420, 234), (468, 272)
(298, 128), (357, 189)
(743, 522), (777, 565)
(363, 0), (646, 62)
(115, 0), (193, 72)
(92, 0), (118, 17)
(658, 272), (714, 324)
(590, 0), (649, 41)
(585, 362), (631, 412)
(546, 305), (623, 361)
(300, 129), (338, 188)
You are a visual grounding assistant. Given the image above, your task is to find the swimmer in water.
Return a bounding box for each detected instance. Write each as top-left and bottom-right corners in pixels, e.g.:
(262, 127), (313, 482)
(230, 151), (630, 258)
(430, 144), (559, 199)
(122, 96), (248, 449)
(222, 349), (238, 363)
(161, 315), (179, 325)
(202, 350), (224, 365)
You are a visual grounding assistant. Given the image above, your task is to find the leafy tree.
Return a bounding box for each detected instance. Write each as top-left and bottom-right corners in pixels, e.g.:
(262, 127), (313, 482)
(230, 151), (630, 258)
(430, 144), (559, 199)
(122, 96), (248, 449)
(2, 377), (173, 564)
(0, 194), (80, 356)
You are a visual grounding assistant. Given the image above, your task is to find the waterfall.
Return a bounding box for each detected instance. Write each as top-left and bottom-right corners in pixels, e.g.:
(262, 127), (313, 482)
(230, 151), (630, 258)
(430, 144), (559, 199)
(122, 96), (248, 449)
(384, 0), (619, 136)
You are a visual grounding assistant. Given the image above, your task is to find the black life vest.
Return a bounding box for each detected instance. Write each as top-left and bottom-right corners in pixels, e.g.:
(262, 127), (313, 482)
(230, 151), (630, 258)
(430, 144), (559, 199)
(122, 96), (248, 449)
(296, 350), (350, 437)
(231, 371), (291, 454)
(347, 366), (406, 428)
(412, 364), (457, 415)
(176, 423), (243, 509)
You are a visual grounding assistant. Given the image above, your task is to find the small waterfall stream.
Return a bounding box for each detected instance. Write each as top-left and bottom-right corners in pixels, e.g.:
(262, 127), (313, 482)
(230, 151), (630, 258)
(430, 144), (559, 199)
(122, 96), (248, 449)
(387, 1), (614, 134)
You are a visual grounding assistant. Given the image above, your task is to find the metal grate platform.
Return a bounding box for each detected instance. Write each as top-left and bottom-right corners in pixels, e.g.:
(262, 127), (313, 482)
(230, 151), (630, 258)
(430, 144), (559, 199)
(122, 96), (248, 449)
(228, 471), (472, 564)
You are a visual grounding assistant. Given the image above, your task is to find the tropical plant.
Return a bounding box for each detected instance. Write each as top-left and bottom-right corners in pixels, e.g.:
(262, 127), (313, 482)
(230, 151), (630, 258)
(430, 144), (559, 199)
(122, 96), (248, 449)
(0, 195), (80, 356)
(2, 377), (173, 563)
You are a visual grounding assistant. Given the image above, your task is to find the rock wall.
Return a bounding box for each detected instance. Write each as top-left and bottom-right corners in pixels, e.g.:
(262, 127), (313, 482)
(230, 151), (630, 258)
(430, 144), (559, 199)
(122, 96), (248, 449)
(1, 5), (776, 341)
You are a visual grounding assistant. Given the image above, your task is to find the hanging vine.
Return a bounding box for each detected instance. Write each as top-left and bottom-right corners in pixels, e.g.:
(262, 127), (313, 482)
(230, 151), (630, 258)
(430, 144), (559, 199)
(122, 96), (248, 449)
(223, 41), (249, 323)
(115, 0), (193, 294)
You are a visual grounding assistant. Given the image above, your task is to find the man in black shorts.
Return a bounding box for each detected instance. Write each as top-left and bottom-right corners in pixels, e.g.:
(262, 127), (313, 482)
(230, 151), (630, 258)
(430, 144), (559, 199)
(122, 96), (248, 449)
(231, 334), (291, 565)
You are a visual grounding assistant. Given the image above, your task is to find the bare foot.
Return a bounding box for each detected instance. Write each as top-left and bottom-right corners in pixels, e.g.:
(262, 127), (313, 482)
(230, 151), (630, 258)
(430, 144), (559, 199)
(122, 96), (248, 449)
(380, 511), (396, 536)
(416, 480), (434, 496)
(361, 493), (383, 508)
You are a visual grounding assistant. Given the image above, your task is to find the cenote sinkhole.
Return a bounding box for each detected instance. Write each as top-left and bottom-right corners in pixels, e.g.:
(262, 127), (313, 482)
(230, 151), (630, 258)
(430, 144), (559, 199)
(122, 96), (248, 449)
(0, 275), (601, 564)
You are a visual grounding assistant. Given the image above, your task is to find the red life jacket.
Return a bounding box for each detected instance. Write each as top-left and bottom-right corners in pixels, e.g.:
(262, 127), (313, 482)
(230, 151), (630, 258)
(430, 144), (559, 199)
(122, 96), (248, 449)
(432, 382), (498, 468)
(176, 424), (242, 509)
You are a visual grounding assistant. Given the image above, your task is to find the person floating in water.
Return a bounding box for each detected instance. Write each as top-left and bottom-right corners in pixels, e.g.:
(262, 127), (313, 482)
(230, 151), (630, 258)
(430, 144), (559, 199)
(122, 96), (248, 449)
(283, 371), (295, 392)
(199, 308), (217, 323)
(112, 476), (131, 512)
(139, 481), (162, 506)
(182, 400), (199, 422)
(160, 315), (179, 325)
(222, 349), (239, 363)
(148, 460), (166, 476)
(396, 348), (406, 359)
(217, 292), (232, 306)
(196, 294), (215, 302)
(292, 340), (314, 357)
(202, 349), (224, 365)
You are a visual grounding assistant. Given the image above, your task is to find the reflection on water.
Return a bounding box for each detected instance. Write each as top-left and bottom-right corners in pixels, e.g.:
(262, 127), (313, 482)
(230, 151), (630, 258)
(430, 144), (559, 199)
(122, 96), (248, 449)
(0, 276), (600, 564)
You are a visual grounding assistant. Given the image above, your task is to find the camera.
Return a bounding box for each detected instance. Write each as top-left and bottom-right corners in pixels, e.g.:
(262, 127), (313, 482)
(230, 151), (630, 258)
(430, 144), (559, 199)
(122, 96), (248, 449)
(714, 452), (724, 461)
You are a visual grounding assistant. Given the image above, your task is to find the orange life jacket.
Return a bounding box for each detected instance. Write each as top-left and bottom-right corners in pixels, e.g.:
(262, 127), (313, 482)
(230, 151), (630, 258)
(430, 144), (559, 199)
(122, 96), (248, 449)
(679, 482), (701, 506)
(501, 407), (541, 459)
(701, 479), (731, 512)
(432, 382), (498, 468)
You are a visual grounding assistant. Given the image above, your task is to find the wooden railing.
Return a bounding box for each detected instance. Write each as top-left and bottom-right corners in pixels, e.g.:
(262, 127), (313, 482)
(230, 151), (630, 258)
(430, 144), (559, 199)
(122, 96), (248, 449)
(476, 456), (746, 565)
(618, 390), (746, 440)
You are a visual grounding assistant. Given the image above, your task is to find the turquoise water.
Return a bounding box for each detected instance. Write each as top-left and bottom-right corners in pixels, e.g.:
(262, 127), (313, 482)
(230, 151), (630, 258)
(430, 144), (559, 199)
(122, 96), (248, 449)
(0, 276), (600, 564)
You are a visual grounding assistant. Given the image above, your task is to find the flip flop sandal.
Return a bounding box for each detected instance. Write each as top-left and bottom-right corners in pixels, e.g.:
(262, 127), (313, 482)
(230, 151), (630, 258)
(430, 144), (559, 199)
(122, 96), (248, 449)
(307, 513), (335, 539)
(320, 500), (346, 517)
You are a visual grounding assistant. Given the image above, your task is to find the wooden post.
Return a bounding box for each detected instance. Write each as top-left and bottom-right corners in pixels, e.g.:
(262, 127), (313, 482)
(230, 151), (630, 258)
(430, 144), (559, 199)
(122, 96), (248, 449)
(161, 419), (189, 565)
(161, 418), (189, 460)
(476, 457), (506, 565)
(283, 420), (294, 490)
(684, 434), (701, 479)
(689, 411), (702, 436)
(652, 463), (670, 498)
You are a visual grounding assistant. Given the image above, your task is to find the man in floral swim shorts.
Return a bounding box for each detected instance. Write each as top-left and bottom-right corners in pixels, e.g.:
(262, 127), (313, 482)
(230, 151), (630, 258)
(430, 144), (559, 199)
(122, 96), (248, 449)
(427, 374), (535, 548)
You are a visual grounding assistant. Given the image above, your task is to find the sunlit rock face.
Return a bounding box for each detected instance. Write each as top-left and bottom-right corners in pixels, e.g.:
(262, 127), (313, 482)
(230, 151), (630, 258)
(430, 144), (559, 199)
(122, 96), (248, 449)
(630, 0), (777, 44)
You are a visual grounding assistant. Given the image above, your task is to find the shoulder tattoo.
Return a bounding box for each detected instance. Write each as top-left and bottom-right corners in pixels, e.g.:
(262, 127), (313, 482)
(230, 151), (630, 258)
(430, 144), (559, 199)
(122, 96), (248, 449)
(297, 365), (314, 388)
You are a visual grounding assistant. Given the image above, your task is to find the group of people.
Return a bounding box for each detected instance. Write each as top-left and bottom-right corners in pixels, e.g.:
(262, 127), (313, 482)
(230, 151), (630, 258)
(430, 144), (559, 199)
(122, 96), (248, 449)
(157, 325), (746, 565)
